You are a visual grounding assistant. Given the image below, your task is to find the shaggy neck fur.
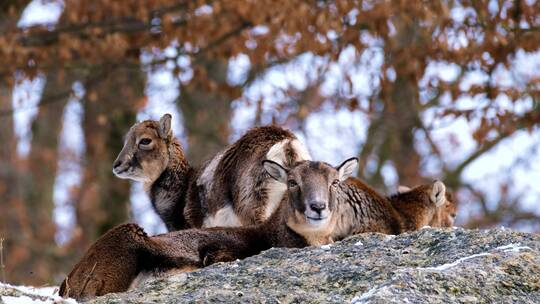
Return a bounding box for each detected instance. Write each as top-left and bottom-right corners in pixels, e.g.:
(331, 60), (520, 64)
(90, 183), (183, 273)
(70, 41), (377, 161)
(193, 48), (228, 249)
(148, 139), (194, 231)
(331, 178), (404, 240)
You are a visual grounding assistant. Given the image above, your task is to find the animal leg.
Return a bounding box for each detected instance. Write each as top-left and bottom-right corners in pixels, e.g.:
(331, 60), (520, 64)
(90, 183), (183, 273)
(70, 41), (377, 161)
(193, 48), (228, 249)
(59, 224), (151, 299)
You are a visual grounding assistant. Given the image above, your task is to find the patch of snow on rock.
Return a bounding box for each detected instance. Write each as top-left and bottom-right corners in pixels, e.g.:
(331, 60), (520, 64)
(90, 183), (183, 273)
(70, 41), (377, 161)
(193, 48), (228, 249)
(0, 283), (76, 304)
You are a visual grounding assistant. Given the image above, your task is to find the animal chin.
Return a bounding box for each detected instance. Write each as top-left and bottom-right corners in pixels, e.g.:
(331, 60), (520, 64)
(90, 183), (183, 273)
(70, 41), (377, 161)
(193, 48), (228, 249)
(305, 215), (328, 225)
(113, 168), (138, 180)
(113, 170), (129, 178)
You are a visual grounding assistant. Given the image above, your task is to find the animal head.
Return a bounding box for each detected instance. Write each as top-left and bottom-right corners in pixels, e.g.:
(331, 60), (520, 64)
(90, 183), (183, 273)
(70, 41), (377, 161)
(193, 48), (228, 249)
(113, 114), (176, 184)
(396, 180), (457, 228)
(262, 158), (358, 234)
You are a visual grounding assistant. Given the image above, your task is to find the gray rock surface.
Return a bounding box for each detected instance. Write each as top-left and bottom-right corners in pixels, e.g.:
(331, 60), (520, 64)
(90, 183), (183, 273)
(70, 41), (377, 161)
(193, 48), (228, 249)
(88, 227), (540, 303)
(3, 227), (538, 303)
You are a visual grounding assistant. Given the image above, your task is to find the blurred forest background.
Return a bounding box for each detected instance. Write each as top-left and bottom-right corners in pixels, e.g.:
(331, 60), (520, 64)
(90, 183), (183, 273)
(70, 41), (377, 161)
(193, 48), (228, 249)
(0, 0), (539, 285)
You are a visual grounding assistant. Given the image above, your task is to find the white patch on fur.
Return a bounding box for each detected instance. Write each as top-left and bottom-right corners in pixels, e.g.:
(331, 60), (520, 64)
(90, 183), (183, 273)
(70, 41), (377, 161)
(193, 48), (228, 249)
(259, 138), (310, 220)
(289, 138), (312, 161)
(263, 179), (287, 220)
(202, 205), (242, 228)
(198, 151), (224, 188)
(266, 140), (288, 166)
(397, 185), (411, 193)
(266, 139), (312, 166)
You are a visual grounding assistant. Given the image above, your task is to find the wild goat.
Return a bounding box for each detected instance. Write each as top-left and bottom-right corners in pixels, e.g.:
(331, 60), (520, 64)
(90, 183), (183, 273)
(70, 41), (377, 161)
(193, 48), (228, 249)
(331, 179), (457, 240)
(60, 158), (358, 299)
(112, 114), (311, 231)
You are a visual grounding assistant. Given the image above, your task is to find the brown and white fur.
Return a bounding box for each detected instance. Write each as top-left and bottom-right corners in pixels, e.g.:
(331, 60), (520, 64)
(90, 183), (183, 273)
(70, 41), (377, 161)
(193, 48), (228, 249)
(331, 179), (457, 240)
(60, 158), (358, 299)
(112, 114), (311, 231)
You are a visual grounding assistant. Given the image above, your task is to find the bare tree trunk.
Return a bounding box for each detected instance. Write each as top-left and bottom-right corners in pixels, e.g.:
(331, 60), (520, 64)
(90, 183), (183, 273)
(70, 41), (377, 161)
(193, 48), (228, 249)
(0, 0), (38, 285)
(358, 16), (424, 189)
(17, 70), (73, 284)
(382, 76), (423, 187)
(75, 67), (145, 248)
(0, 78), (29, 284)
(178, 58), (234, 165)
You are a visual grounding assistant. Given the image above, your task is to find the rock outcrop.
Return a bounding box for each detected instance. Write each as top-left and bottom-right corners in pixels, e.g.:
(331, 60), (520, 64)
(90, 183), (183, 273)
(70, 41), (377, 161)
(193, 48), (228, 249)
(84, 227), (539, 303)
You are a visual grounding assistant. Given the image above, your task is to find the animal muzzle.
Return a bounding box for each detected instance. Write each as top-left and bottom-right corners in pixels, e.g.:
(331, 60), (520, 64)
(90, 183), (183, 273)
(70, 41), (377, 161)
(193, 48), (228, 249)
(112, 156), (133, 177)
(304, 200), (330, 222)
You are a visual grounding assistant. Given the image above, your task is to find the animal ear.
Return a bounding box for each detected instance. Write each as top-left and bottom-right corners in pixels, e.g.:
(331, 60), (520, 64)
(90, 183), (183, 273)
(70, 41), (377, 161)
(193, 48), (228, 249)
(430, 180), (446, 207)
(262, 160), (288, 184)
(397, 185), (411, 193)
(158, 114), (173, 139)
(336, 157), (358, 181)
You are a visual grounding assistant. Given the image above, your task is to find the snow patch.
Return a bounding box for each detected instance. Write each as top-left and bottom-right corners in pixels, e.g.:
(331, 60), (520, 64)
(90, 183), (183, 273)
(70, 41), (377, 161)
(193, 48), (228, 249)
(419, 252), (491, 271)
(495, 243), (532, 253)
(419, 243), (532, 272)
(0, 283), (76, 303)
(2, 295), (51, 304)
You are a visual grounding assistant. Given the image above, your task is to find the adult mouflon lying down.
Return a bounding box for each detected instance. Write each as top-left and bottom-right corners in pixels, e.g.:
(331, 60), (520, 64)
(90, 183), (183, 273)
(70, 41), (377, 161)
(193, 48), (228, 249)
(112, 114), (311, 231)
(60, 158), (358, 299)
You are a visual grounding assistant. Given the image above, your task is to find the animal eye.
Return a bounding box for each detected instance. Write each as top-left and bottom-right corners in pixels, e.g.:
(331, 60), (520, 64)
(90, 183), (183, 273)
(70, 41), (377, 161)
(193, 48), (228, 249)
(139, 138), (152, 146)
(332, 179), (340, 186)
(287, 180), (297, 188)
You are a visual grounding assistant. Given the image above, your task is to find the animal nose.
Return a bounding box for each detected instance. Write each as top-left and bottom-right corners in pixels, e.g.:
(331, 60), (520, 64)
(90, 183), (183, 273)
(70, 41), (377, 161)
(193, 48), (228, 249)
(113, 159), (123, 169)
(309, 202), (326, 213)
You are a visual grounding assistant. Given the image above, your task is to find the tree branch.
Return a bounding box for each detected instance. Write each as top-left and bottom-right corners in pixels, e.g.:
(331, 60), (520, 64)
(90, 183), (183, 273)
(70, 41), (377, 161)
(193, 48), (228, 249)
(0, 65), (117, 117)
(14, 2), (195, 46)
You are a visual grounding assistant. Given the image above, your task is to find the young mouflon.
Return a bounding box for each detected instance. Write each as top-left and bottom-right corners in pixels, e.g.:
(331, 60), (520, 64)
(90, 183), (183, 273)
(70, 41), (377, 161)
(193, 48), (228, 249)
(331, 178), (457, 240)
(60, 158), (358, 299)
(112, 114), (311, 231)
